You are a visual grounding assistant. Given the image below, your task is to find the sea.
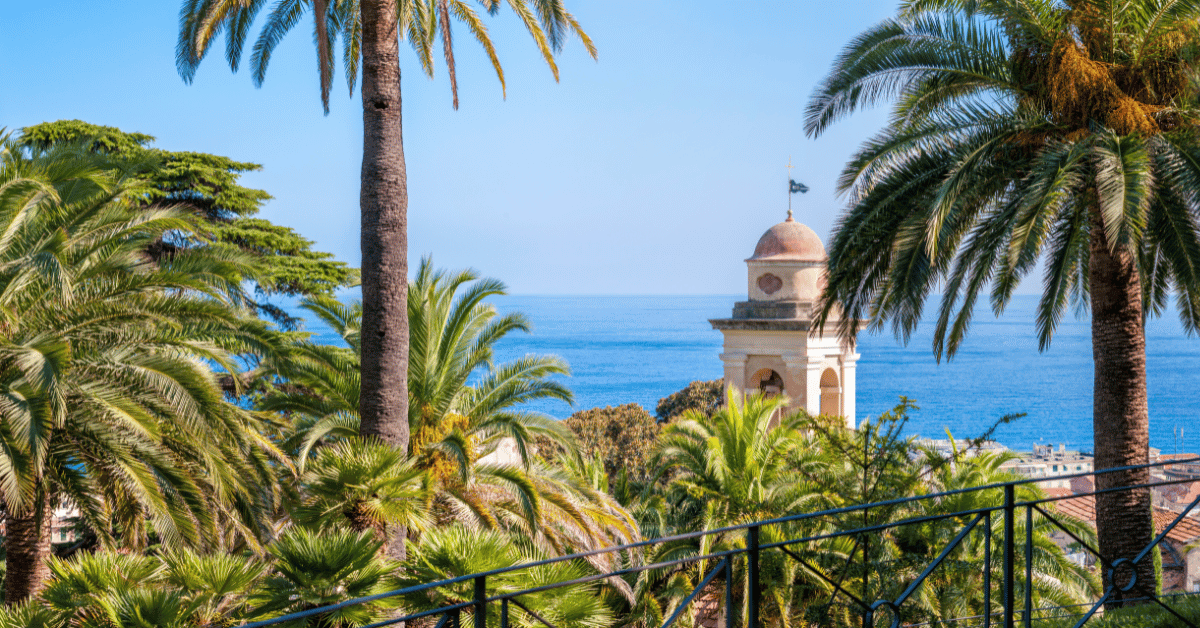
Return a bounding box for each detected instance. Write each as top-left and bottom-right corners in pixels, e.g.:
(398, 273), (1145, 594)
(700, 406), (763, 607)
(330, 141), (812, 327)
(278, 293), (1200, 455)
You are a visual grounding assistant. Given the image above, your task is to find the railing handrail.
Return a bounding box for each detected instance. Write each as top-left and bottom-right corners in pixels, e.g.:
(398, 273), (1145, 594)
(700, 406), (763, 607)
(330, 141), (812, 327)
(240, 455), (1200, 628)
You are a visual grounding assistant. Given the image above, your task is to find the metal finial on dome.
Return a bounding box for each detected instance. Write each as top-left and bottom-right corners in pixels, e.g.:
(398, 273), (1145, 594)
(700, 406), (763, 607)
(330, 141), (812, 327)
(786, 209), (794, 222)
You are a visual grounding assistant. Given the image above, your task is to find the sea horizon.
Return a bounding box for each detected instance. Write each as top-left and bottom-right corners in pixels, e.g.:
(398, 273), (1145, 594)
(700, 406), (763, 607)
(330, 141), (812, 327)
(271, 292), (1200, 456)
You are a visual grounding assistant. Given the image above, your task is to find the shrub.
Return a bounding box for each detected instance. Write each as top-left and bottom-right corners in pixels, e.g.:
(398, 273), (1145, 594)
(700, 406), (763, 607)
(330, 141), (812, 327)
(654, 379), (723, 423)
(541, 404), (660, 487)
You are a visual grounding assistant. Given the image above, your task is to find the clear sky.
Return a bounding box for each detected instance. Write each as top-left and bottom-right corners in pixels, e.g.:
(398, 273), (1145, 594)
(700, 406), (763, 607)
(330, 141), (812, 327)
(4, 0), (941, 295)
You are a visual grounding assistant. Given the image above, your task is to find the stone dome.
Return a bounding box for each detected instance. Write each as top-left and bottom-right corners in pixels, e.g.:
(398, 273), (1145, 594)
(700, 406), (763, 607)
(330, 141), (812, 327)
(749, 211), (827, 262)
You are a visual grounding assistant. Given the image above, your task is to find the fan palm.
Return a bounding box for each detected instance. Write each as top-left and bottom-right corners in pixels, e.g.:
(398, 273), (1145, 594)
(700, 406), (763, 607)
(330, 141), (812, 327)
(396, 524), (613, 628)
(176, 3), (598, 564)
(806, 0), (1200, 601)
(33, 550), (265, 628)
(250, 527), (403, 626)
(292, 438), (433, 540)
(0, 139), (279, 601)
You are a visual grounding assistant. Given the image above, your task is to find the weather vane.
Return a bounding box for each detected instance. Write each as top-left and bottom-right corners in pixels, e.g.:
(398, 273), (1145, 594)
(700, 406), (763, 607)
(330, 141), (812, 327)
(787, 156), (809, 218)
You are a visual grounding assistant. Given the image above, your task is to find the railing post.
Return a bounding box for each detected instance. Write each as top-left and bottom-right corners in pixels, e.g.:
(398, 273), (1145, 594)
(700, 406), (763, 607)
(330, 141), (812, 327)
(725, 558), (734, 628)
(1004, 484), (1015, 628)
(1024, 506), (1033, 628)
(501, 597), (509, 628)
(747, 525), (760, 628)
(984, 511), (993, 628)
(862, 532), (870, 628)
(474, 576), (487, 628)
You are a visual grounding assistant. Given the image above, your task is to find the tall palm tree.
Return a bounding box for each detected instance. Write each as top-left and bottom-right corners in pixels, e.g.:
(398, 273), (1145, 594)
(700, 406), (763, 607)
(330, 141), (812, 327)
(174, 3), (598, 557)
(0, 139), (279, 601)
(805, 0), (1200, 602)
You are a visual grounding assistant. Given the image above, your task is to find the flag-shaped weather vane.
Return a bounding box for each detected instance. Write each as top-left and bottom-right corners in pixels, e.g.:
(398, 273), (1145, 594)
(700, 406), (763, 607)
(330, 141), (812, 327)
(786, 156), (808, 218)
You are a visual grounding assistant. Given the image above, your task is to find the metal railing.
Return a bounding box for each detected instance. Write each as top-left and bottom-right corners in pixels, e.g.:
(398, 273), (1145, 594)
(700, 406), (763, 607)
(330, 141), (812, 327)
(242, 457), (1200, 628)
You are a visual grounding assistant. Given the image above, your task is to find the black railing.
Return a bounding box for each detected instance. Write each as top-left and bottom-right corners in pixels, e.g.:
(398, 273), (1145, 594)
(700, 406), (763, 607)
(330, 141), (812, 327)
(242, 458), (1200, 628)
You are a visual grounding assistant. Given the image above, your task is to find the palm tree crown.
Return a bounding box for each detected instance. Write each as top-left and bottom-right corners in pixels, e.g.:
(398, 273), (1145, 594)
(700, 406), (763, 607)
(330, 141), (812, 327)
(0, 138), (280, 601)
(806, 0), (1200, 603)
(807, 0), (1200, 351)
(177, 0), (596, 112)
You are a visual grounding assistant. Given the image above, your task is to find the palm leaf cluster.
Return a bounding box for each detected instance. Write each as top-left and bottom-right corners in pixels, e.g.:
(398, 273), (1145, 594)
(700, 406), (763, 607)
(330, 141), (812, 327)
(805, 0), (1200, 356)
(176, 0), (596, 112)
(0, 136), (280, 591)
(256, 256), (637, 560)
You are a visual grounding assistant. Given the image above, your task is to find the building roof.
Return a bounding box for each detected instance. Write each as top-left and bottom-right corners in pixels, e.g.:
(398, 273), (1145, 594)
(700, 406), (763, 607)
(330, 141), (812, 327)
(1160, 482), (1200, 506)
(748, 212), (826, 262)
(1048, 494), (1200, 546)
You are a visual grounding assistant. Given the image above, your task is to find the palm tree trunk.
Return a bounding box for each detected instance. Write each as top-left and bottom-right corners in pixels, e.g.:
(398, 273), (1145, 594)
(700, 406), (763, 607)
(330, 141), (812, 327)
(359, 0), (410, 560)
(1088, 211), (1154, 606)
(3, 492), (53, 604)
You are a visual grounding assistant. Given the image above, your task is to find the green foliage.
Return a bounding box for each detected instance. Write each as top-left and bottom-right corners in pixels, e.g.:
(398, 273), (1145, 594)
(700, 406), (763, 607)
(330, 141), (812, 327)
(0, 533), (400, 628)
(1036, 597), (1200, 627)
(654, 379), (723, 423)
(17, 120), (356, 310)
(253, 258), (637, 560)
(639, 391), (836, 627)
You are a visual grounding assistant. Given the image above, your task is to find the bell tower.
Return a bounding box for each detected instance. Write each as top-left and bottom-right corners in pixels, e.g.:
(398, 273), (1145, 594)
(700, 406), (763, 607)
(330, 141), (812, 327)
(709, 210), (859, 428)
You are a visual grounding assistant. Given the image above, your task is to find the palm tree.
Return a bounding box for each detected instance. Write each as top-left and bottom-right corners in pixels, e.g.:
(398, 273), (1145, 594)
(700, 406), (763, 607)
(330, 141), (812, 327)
(174, 3), (598, 560)
(405, 257), (575, 473)
(805, 0), (1200, 601)
(33, 550), (266, 628)
(0, 139), (279, 601)
(259, 259), (636, 558)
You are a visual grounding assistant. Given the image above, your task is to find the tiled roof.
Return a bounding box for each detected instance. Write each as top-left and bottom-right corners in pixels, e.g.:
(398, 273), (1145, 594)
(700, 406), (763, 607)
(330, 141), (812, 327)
(1155, 481), (1200, 506)
(1047, 494), (1200, 545)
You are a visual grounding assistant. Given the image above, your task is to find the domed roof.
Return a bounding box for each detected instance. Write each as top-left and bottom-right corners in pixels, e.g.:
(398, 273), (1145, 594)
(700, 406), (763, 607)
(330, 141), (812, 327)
(749, 211), (827, 262)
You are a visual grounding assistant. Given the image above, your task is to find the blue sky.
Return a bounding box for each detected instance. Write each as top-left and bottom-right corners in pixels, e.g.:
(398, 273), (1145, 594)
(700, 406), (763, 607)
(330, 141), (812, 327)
(4, 0), (928, 295)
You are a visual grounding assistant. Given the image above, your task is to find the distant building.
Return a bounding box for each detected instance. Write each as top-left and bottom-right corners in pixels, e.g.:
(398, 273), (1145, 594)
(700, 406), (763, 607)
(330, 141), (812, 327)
(709, 211), (858, 426)
(51, 503), (79, 544)
(1150, 453), (1200, 519)
(1156, 453), (1200, 481)
(0, 501), (80, 545)
(999, 444), (1093, 489)
(915, 437), (1008, 460)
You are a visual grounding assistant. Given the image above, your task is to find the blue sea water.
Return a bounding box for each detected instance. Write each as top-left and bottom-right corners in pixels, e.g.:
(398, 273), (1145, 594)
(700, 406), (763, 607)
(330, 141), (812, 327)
(282, 293), (1200, 454)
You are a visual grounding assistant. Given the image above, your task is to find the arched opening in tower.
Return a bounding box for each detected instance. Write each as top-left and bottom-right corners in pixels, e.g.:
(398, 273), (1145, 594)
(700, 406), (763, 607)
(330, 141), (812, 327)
(754, 368), (784, 398)
(820, 367), (841, 417)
